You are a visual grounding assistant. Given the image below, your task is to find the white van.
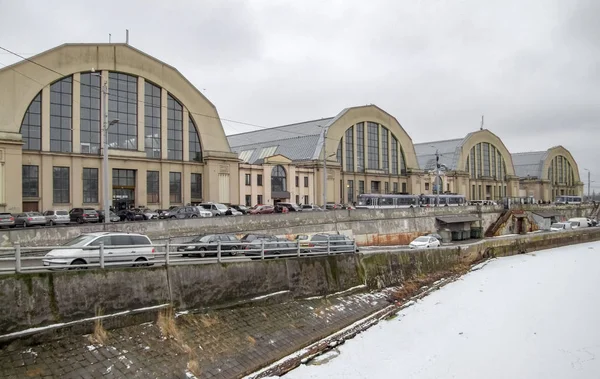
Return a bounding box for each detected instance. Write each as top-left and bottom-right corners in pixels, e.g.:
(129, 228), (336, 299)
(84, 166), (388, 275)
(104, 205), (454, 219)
(567, 218), (591, 229)
(550, 222), (572, 232)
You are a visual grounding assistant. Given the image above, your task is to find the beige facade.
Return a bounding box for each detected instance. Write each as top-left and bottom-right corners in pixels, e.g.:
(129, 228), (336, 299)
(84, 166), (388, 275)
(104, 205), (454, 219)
(1, 43), (239, 212)
(513, 146), (583, 202)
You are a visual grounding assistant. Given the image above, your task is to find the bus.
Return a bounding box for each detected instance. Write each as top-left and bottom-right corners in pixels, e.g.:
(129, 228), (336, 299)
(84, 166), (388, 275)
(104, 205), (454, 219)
(554, 195), (582, 205)
(356, 193), (420, 209)
(419, 194), (467, 207)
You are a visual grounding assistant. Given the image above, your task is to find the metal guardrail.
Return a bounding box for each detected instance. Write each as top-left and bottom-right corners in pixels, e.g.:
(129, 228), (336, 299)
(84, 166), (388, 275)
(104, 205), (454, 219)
(0, 237), (358, 274)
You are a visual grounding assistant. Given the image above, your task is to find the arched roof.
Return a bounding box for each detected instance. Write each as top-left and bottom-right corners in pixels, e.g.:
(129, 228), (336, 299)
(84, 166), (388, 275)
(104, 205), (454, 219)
(322, 105), (419, 171)
(414, 129), (516, 176)
(0, 43), (231, 152)
(513, 146), (581, 182)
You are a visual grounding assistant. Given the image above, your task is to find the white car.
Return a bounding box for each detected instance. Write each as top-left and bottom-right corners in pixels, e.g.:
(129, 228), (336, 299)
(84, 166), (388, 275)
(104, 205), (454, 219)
(409, 236), (441, 249)
(141, 208), (159, 220)
(193, 206), (213, 217)
(42, 232), (155, 269)
(227, 208), (243, 216)
(550, 222), (572, 232)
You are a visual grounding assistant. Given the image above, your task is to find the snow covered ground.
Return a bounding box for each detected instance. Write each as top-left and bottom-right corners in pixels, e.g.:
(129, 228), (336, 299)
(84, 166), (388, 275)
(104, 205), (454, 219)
(282, 241), (600, 379)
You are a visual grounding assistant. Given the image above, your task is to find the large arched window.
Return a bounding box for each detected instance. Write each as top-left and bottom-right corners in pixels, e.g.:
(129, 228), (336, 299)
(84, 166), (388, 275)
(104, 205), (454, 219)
(271, 165), (287, 192)
(80, 73), (101, 154)
(50, 76), (73, 152)
(338, 122), (407, 176)
(189, 116), (202, 162)
(20, 92), (42, 151)
(467, 142), (507, 179)
(108, 72), (138, 150)
(167, 94), (183, 160)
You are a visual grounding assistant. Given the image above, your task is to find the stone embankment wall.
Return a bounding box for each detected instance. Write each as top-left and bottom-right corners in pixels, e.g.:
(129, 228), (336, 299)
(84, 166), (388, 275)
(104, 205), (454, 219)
(0, 204), (591, 248)
(1, 227), (599, 342)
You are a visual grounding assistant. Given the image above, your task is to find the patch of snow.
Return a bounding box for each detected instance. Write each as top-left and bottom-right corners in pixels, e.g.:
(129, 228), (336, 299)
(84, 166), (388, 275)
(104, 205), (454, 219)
(303, 295), (323, 301)
(86, 345), (98, 352)
(104, 365), (113, 375)
(185, 370), (198, 379)
(117, 355), (133, 369)
(175, 310), (189, 318)
(326, 285), (367, 298)
(250, 290), (290, 301)
(283, 241), (600, 378)
(22, 348), (37, 357)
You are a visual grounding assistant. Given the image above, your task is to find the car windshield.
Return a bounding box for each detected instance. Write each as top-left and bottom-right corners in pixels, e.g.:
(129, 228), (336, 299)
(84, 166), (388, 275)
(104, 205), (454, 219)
(237, 205), (248, 210)
(414, 237), (430, 242)
(215, 204), (228, 210)
(551, 223), (564, 229)
(192, 235), (213, 243)
(63, 235), (95, 247)
(296, 235), (308, 240)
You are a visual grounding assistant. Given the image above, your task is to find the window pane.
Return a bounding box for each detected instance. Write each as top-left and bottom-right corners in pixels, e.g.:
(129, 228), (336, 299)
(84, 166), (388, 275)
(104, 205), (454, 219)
(356, 123), (364, 172)
(169, 172), (181, 203)
(108, 72), (137, 150)
(144, 81), (161, 158)
(22, 165), (39, 198)
(82, 168), (98, 203)
(20, 93), (42, 151)
(53, 167), (70, 203)
(146, 171), (160, 203)
(167, 95), (183, 160)
(50, 77), (73, 152)
(367, 122), (379, 170)
(189, 117), (202, 162)
(191, 173), (202, 201)
(80, 73), (101, 154)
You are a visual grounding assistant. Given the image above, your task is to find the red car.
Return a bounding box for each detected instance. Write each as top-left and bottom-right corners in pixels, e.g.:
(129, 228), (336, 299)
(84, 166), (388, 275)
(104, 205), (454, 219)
(249, 205), (275, 215)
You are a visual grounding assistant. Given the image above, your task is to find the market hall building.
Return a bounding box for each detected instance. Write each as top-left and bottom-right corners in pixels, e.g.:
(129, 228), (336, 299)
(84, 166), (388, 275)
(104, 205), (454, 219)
(0, 43), (239, 213)
(227, 105), (421, 207)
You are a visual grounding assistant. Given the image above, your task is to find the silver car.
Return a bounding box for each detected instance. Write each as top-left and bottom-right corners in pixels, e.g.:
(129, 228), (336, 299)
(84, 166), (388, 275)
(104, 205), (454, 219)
(0, 213), (15, 228)
(15, 212), (48, 227)
(141, 209), (159, 220)
(44, 210), (71, 226)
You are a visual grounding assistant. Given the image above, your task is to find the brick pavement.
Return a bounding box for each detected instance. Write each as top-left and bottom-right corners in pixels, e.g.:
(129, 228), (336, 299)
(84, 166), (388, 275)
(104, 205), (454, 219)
(0, 290), (394, 379)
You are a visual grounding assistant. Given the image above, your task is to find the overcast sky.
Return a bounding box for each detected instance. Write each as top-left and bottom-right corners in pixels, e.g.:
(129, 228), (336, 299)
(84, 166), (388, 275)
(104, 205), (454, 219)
(1, 0), (598, 190)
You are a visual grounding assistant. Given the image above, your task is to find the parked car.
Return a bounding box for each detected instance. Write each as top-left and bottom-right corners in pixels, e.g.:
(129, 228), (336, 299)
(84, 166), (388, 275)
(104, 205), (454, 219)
(277, 202), (301, 212)
(42, 232), (155, 269)
(198, 203), (229, 216)
(161, 206), (200, 219)
(340, 204), (356, 210)
(97, 210), (120, 223)
(567, 217), (591, 228)
(303, 234), (357, 254)
(141, 208), (159, 220)
(244, 237), (297, 257)
(427, 233), (443, 241)
(192, 206), (213, 218)
(249, 205), (275, 215)
(240, 233), (273, 243)
(294, 234), (310, 249)
(70, 208), (99, 224)
(409, 236), (441, 249)
(230, 205), (250, 215)
(117, 209), (146, 221)
(550, 222), (572, 232)
(301, 204), (323, 212)
(226, 207), (244, 216)
(0, 213), (15, 228)
(177, 234), (241, 257)
(15, 212), (47, 227)
(325, 203), (342, 210)
(43, 210), (71, 226)
(274, 204), (289, 213)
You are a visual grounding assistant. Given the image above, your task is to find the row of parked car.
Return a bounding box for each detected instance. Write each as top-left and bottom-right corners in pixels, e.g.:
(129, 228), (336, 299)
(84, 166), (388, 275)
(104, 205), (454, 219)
(41, 231), (358, 268)
(550, 217), (598, 231)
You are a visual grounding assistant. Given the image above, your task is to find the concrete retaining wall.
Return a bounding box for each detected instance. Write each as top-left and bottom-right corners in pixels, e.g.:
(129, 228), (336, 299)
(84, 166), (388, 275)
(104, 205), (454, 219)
(1, 227), (599, 340)
(0, 204), (591, 248)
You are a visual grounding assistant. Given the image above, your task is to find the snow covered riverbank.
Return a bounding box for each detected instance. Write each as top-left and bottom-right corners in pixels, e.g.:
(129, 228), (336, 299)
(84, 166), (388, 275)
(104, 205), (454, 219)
(282, 241), (600, 379)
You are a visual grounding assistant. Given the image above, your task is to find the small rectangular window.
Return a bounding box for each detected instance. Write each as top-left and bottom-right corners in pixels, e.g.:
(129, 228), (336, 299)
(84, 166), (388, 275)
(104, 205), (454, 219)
(304, 195), (309, 204)
(245, 195), (251, 206)
(257, 195), (263, 204)
(245, 174), (251, 186)
(191, 173), (202, 201)
(169, 172), (182, 204)
(147, 171), (160, 203)
(304, 177), (309, 188)
(295, 176), (299, 187)
(295, 195), (300, 204)
(22, 165), (39, 198)
(82, 168), (98, 203)
(425, 183), (430, 191)
(53, 167), (70, 204)
(257, 174), (263, 186)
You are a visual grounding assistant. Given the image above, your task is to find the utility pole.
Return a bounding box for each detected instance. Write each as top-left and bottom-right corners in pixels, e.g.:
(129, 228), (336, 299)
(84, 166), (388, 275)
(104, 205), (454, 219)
(585, 168), (591, 202)
(435, 149), (440, 206)
(322, 127), (327, 208)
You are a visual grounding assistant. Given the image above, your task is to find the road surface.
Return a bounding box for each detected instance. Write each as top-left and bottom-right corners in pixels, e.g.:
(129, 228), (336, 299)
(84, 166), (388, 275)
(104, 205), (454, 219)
(282, 241), (600, 379)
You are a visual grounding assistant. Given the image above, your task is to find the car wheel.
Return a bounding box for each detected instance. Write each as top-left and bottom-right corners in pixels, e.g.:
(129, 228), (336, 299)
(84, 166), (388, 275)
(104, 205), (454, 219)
(77, 217), (84, 224)
(214, 214), (220, 217)
(229, 248), (238, 257)
(191, 214), (198, 218)
(49, 220), (55, 226)
(133, 257), (148, 267)
(170, 216), (176, 219)
(22, 222), (27, 228)
(69, 259), (87, 270)
(198, 247), (207, 258)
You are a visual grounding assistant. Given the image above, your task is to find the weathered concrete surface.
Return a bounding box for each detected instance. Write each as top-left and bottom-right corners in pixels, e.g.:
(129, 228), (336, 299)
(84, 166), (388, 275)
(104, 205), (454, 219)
(2, 227), (600, 342)
(0, 204), (591, 248)
(0, 290), (395, 379)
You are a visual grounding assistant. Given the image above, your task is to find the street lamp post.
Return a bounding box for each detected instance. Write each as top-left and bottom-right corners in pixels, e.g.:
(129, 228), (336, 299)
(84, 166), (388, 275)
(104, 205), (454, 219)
(584, 168), (591, 201)
(93, 72), (118, 224)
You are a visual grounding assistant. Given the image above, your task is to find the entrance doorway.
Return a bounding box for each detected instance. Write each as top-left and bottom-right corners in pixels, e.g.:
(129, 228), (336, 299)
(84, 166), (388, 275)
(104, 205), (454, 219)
(112, 169), (136, 210)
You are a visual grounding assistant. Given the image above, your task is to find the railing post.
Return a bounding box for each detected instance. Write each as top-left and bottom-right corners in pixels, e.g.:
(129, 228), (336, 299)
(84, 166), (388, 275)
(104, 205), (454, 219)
(327, 236), (331, 255)
(14, 242), (21, 274)
(297, 240), (301, 258)
(217, 240), (222, 263)
(261, 239), (265, 260)
(165, 240), (171, 266)
(99, 242), (105, 269)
